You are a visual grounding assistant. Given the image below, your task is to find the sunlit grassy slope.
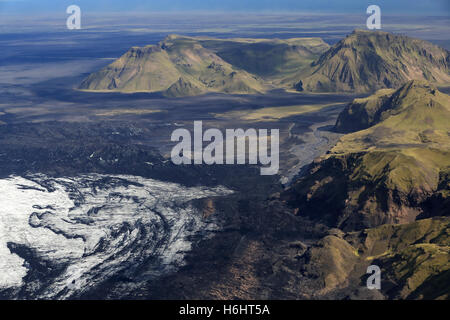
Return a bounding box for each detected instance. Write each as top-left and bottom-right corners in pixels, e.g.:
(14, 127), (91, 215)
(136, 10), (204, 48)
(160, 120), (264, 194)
(284, 80), (450, 230)
(334, 80), (450, 151)
(280, 81), (450, 299)
(305, 217), (450, 299)
(80, 35), (266, 96)
(78, 34), (329, 96)
(213, 103), (336, 122)
(79, 31), (449, 96)
(330, 81), (450, 201)
(95, 109), (163, 117)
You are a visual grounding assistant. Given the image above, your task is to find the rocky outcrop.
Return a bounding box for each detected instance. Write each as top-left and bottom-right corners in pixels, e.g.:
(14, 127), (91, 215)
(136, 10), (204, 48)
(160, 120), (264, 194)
(296, 30), (450, 93)
(300, 217), (450, 299)
(163, 77), (204, 98)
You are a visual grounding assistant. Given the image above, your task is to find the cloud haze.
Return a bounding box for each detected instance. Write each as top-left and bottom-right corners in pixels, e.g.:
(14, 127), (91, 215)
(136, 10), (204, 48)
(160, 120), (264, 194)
(0, 0), (449, 14)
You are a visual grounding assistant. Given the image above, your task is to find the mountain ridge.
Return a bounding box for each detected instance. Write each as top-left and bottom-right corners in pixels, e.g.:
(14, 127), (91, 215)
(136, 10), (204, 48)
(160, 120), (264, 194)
(296, 30), (450, 93)
(282, 80), (450, 231)
(79, 31), (450, 97)
(79, 35), (266, 95)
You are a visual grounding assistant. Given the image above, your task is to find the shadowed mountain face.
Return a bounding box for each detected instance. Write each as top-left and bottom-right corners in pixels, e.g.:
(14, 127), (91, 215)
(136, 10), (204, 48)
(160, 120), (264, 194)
(197, 37), (330, 80)
(282, 80), (450, 231)
(295, 217), (450, 299)
(296, 30), (450, 93)
(79, 31), (449, 97)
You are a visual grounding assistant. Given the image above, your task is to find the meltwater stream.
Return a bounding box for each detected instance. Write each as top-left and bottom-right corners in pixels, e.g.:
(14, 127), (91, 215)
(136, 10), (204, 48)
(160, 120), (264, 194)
(0, 174), (232, 299)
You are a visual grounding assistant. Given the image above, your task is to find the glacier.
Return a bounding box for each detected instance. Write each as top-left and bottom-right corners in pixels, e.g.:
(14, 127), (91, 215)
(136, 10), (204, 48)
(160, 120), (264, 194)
(0, 174), (232, 299)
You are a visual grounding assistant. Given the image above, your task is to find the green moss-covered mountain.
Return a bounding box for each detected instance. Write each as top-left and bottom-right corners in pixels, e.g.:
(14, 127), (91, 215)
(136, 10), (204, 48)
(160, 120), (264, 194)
(79, 31), (449, 96)
(296, 30), (450, 93)
(282, 80), (450, 231)
(79, 35), (266, 95)
(197, 36), (329, 86)
(274, 81), (450, 299)
(301, 217), (449, 299)
(79, 35), (327, 95)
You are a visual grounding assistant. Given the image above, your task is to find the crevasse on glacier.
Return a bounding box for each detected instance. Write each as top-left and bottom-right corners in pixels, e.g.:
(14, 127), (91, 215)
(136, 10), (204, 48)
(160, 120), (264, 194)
(0, 174), (232, 299)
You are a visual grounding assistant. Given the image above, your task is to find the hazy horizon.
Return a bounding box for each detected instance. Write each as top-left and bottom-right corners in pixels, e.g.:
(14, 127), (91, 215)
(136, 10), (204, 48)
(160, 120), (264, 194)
(0, 0), (449, 15)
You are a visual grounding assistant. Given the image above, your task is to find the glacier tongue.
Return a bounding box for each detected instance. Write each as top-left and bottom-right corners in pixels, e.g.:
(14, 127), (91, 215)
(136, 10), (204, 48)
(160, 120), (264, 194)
(0, 174), (233, 299)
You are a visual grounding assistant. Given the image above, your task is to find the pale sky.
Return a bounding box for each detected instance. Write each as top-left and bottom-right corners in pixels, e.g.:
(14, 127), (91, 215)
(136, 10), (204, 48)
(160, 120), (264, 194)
(0, 0), (449, 14)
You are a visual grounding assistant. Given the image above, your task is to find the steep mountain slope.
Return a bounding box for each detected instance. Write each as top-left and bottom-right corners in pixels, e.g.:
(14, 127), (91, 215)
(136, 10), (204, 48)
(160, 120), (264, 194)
(296, 30), (450, 93)
(78, 35), (330, 96)
(282, 80), (450, 231)
(302, 217), (450, 299)
(80, 31), (449, 96)
(334, 80), (450, 145)
(197, 37), (329, 82)
(79, 35), (265, 95)
(163, 77), (203, 98)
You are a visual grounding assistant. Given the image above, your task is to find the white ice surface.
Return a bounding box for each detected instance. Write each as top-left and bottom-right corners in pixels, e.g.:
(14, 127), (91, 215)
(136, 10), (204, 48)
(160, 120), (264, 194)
(0, 174), (232, 298)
